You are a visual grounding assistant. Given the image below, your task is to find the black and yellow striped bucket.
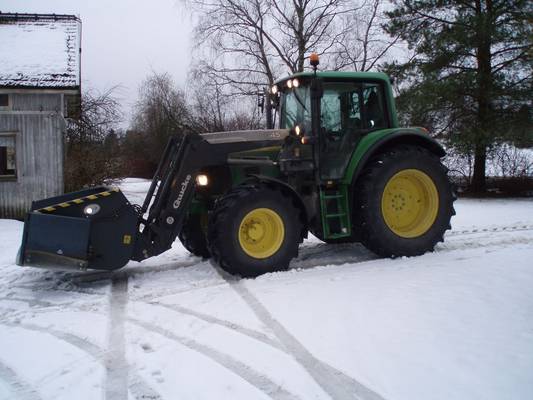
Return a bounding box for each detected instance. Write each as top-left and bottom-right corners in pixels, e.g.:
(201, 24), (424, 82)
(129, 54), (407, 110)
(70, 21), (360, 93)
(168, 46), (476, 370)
(17, 186), (140, 271)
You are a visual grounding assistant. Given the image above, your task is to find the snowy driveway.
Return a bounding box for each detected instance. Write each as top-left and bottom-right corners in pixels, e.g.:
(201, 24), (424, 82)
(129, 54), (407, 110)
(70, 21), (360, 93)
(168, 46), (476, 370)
(1, 183), (532, 400)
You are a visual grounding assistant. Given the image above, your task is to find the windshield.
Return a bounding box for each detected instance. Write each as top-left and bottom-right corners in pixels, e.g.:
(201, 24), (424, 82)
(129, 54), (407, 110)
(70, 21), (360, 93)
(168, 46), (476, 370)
(280, 85), (311, 131)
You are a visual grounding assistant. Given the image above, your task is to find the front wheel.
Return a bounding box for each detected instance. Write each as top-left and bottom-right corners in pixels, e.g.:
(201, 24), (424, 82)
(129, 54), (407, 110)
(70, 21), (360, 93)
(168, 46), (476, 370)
(355, 145), (455, 257)
(178, 213), (210, 258)
(207, 184), (303, 277)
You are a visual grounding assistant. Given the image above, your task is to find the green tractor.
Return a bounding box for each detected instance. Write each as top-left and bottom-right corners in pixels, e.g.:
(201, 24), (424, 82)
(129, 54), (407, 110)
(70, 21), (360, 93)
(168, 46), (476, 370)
(17, 56), (455, 277)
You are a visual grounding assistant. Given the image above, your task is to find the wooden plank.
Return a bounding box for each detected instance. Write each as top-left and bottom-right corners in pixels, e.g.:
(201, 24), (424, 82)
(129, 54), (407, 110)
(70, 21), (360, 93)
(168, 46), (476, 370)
(0, 98), (64, 218)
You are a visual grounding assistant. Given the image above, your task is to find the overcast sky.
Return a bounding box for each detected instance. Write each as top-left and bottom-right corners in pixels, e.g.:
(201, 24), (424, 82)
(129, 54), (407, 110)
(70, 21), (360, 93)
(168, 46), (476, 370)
(1, 0), (193, 126)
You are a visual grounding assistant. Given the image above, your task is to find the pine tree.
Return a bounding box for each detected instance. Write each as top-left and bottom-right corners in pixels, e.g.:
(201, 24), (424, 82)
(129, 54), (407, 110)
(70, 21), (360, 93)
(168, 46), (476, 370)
(385, 0), (533, 191)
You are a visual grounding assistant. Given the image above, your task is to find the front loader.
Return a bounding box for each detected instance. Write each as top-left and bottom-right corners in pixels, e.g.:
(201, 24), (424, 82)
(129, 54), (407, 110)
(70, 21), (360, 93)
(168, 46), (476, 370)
(17, 54), (455, 277)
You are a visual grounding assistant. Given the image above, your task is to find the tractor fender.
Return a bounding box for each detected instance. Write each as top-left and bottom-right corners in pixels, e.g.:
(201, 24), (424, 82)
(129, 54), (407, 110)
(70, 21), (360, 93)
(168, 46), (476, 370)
(341, 128), (446, 186)
(245, 174), (309, 236)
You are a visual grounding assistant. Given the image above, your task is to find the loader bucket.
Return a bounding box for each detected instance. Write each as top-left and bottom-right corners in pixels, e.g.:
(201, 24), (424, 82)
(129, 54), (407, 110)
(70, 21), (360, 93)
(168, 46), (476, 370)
(17, 187), (139, 271)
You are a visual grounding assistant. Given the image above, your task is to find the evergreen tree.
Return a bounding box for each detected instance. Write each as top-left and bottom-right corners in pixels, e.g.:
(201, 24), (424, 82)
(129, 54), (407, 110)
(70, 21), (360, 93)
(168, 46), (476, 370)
(385, 0), (533, 191)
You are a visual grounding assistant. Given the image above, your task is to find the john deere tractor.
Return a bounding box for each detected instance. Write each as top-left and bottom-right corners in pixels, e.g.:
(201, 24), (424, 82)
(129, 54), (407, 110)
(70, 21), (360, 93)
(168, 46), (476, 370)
(17, 55), (455, 277)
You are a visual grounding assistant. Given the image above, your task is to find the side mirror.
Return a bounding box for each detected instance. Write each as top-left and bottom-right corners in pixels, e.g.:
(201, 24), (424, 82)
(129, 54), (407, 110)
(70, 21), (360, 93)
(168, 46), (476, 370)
(268, 87), (280, 108)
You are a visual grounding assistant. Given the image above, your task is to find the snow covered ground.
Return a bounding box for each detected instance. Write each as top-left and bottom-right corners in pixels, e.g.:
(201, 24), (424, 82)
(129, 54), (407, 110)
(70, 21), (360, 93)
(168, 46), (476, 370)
(0, 178), (532, 400)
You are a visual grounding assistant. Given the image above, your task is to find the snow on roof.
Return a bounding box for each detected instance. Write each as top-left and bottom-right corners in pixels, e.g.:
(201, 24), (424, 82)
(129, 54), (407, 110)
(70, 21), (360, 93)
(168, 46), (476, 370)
(0, 13), (81, 89)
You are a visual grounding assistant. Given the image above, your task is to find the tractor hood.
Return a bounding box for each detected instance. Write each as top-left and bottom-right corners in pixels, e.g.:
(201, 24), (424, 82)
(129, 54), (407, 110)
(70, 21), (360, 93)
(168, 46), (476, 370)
(201, 129), (289, 144)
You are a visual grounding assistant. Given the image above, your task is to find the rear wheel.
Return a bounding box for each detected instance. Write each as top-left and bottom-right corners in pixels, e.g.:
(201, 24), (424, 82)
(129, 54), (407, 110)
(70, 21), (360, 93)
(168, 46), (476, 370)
(355, 145), (455, 257)
(178, 213), (210, 258)
(208, 184), (303, 277)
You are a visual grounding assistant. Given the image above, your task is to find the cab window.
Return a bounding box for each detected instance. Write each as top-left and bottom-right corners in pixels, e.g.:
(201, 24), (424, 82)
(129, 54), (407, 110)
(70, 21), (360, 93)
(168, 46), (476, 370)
(319, 82), (362, 179)
(362, 83), (387, 129)
(320, 83), (362, 136)
(319, 81), (388, 180)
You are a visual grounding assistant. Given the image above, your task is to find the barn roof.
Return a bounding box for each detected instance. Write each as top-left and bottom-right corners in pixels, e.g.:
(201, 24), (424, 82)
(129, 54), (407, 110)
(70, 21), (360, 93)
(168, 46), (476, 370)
(0, 13), (81, 89)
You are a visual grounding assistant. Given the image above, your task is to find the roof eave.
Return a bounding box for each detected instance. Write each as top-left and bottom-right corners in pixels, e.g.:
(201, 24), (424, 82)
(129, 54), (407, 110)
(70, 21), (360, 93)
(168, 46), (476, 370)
(0, 85), (80, 93)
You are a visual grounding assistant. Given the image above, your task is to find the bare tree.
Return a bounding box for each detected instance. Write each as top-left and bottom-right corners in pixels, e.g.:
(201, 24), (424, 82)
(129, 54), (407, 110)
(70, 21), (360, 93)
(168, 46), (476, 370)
(65, 88), (124, 191)
(124, 72), (193, 176)
(189, 0), (277, 96)
(183, 0), (401, 129)
(187, 0), (360, 90)
(267, 0), (356, 72)
(189, 74), (263, 132)
(131, 72), (192, 136)
(66, 87), (122, 144)
(333, 0), (401, 71)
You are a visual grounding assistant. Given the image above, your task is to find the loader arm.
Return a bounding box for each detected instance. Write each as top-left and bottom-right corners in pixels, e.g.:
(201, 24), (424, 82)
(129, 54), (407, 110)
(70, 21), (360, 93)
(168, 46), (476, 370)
(131, 132), (285, 262)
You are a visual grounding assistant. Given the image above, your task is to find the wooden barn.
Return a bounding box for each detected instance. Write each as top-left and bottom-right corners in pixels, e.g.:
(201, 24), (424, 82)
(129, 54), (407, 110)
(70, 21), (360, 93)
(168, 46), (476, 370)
(0, 13), (82, 219)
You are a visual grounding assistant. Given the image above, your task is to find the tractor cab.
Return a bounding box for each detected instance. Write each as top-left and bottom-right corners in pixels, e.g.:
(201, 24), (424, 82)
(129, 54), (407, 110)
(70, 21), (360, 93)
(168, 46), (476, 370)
(270, 70), (397, 180)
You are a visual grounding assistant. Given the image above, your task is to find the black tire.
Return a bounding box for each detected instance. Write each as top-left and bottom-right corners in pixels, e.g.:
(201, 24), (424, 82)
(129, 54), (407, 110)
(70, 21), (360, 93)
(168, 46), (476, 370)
(355, 145), (456, 257)
(178, 213), (211, 258)
(207, 184), (303, 277)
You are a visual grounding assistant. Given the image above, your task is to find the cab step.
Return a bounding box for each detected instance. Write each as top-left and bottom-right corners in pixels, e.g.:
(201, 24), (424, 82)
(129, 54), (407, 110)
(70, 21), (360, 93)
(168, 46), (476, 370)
(319, 185), (352, 239)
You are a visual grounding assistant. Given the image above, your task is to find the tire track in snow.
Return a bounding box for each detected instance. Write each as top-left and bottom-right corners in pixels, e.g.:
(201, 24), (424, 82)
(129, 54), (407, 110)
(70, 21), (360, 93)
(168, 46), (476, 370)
(0, 296), (55, 308)
(438, 229), (533, 252)
(3, 321), (106, 357)
(61, 259), (201, 284)
(293, 243), (377, 271)
(129, 317), (301, 400)
(292, 225), (533, 271)
(124, 259), (201, 278)
(146, 301), (283, 351)
(291, 225), (533, 272)
(1, 321), (161, 400)
(105, 273), (129, 400)
(225, 278), (386, 400)
(10, 282), (106, 296)
(0, 299), (104, 323)
(132, 281), (228, 303)
(0, 359), (42, 400)
(0, 306), (18, 322)
(141, 300), (381, 399)
(445, 224), (533, 237)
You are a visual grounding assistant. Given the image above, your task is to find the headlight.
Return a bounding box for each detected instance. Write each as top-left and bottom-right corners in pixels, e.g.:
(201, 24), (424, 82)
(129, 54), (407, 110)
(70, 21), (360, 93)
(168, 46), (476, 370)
(294, 125), (301, 136)
(84, 203), (101, 215)
(196, 174), (209, 186)
(271, 85), (278, 95)
(292, 78), (299, 88)
(287, 79), (293, 89)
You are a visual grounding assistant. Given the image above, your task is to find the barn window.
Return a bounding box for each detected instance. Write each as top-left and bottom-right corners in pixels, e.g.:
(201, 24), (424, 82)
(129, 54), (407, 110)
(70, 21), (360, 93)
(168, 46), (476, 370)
(0, 94), (10, 109)
(0, 134), (17, 180)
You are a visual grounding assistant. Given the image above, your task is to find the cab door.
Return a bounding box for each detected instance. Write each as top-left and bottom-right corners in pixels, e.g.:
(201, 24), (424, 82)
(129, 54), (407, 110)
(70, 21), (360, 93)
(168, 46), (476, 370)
(319, 81), (388, 180)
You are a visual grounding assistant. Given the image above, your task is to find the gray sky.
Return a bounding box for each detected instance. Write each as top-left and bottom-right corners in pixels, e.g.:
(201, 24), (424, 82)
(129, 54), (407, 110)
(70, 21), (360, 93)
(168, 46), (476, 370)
(1, 0), (193, 126)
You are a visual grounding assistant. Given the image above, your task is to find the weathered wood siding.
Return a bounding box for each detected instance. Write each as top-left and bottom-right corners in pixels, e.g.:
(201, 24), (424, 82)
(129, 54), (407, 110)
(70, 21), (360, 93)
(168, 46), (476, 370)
(11, 93), (62, 112)
(0, 93), (64, 219)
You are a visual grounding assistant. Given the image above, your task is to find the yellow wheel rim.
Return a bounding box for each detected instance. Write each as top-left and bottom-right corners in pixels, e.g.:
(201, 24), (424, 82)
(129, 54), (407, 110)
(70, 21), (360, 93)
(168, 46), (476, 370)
(238, 208), (285, 259)
(381, 169), (439, 238)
